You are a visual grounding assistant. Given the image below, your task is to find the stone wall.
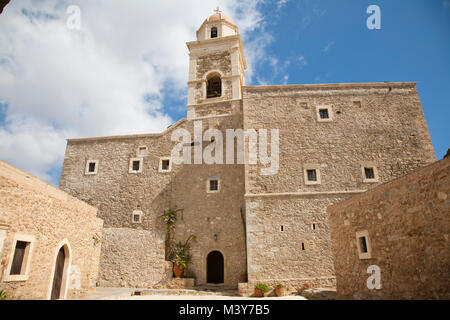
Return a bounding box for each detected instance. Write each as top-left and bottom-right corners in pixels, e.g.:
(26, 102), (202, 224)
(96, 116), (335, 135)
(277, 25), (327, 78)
(0, 161), (103, 300)
(60, 114), (247, 288)
(327, 157), (450, 299)
(98, 228), (171, 288)
(242, 82), (436, 293)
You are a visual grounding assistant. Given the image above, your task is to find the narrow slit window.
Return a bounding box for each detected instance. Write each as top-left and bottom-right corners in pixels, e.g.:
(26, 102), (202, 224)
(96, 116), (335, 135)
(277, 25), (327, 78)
(312, 223), (316, 230)
(211, 27), (218, 38)
(359, 236), (368, 253)
(280, 225), (284, 232)
(301, 242), (305, 251)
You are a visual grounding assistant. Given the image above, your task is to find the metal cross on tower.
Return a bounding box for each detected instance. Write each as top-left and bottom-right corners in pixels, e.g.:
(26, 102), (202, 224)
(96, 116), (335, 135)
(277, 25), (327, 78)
(214, 7), (222, 15)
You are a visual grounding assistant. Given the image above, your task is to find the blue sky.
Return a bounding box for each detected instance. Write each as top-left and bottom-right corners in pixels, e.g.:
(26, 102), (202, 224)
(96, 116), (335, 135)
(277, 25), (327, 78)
(0, 0), (449, 186)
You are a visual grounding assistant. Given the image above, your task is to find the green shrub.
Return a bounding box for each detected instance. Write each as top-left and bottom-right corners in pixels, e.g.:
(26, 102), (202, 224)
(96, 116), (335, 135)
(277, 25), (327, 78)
(276, 283), (284, 289)
(254, 283), (269, 293)
(0, 290), (7, 300)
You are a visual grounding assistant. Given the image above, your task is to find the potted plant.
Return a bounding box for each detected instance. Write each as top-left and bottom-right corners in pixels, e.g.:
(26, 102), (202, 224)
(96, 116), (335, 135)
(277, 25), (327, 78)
(275, 283), (285, 297)
(171, 235), (196, 278)
(254, 283), (269, 297)
(0, 290), (7, 300)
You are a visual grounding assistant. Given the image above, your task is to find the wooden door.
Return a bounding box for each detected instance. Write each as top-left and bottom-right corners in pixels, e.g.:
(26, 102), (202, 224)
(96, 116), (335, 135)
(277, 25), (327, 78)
(50, 247), (65, 300)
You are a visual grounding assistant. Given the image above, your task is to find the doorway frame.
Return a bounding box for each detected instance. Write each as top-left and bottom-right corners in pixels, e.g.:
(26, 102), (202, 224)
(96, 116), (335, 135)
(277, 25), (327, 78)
(46, 239), (72, 300)
(204, 249), (226, 285)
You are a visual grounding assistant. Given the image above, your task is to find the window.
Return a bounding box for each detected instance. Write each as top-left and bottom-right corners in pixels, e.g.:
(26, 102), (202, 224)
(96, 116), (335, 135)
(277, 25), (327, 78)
(132, 211), (143, 224)
(303, 165), (321, 185)
(316, 105), (333, 122)
(312, 223), (316, 230)
(207, 176), (220, 193)
(85, 160), (98, 175)
(301, 242), (305, 251)
(4, 234), (35, 282)
(206, 74), (222, 98)
(280, 225), (284, 232)
(307, 169), (317, 182)
(138, 146), (148, 157)
(210, 180), (218, 191)
(364, 167), (375, 180)
(361, 164), (379, 183)
(129, 158), (143, 174)
(319, 109), (329, 119)
(159, 157), (172, 173)
(356, 230), (372, 259)
(211, 27), (218, 38)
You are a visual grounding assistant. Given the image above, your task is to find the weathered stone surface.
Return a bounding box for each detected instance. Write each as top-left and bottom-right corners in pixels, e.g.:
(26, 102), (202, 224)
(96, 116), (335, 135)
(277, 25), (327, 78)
(0, 161), (103, 300)
(328, 157), (450, 299)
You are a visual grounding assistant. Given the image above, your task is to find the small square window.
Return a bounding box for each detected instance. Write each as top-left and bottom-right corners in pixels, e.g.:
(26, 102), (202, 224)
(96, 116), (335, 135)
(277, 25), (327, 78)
(85, 160), (98, 175)
(129, 158), (143, 174)
(319, 109), (329, 119)
(304, 165), (321, 185)
(138, 146), (148, 157)
(316, 105), (333, 122)
(159, 157), (172, 173)
(131, 210), (143, 224)
(207, 176), (220, 193)
(362, 164), (379, 183)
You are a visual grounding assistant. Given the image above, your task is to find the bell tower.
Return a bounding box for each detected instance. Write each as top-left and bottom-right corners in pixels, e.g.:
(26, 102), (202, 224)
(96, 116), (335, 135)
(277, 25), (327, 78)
(186, 8), (247, 119)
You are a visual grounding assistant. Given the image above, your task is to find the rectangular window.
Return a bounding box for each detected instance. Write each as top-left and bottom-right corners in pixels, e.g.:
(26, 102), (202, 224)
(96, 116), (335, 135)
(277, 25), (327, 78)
(362, 164), (379, 183)
(209, 180), (218, 191)
(85, 160), (98, 175)
(359, 236), (368, 253)
(138, 146), (148, 157)
(364, 167), (375, 179)
(319, 109), (329, 119)
(301, 242), (305, 251)
(4, 234), (35, 282)
(162, 160), (170, 171)
(88, 162), (96, 173)
(10, 241), (28, 275)
(280, 225), (284, 232)
(132, 160), (140, 172)
(307, 169), (317, 182)
(312, 223), (316, 230)
(356, 230), (372, 259)
(159, 157), (172, 173)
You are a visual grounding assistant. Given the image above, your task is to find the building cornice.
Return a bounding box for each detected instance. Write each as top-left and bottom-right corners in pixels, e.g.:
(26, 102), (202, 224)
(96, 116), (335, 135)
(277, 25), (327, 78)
(243, 82), (417, 91)
(245, 190), (367, 199)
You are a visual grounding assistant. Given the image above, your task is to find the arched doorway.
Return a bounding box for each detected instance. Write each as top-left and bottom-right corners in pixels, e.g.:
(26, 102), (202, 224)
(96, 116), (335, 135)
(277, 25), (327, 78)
(207, 251), (224, 284)
(50, 244), (70, 300)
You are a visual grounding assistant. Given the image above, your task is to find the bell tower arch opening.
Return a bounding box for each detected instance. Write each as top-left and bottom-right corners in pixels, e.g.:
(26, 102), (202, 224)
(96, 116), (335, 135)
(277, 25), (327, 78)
(206, 73), (222, 98)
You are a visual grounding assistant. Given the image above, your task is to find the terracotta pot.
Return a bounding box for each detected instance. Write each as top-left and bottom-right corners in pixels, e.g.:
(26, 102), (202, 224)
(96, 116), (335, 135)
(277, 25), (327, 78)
(173, 263), (184, 278)
(275, 286), (285, 297)
(254, 288), (264, 297)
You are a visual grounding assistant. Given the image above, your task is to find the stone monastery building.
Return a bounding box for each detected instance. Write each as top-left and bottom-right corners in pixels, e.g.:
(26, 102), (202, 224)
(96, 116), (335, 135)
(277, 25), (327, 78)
(59, 12), (436, 291)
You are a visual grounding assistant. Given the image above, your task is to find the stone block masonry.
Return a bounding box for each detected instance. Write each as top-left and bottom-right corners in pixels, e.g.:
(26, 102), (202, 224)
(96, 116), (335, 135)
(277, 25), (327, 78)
(0, 160), (103, 300)
(328, 157), (450, 299)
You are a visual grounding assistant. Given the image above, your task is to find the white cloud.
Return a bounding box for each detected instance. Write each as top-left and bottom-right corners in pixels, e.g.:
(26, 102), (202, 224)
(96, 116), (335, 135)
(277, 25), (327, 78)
(298, 55), (308, 69)
(0, 0), (267, 185)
